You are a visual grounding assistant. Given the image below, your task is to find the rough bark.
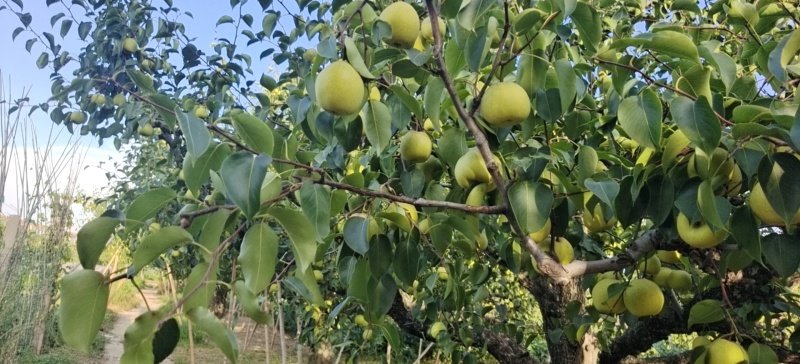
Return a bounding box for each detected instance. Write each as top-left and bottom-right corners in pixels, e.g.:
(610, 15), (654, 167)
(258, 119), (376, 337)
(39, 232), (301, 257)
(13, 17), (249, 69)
(523, 274), (593, 364)
(387, 293), (540, 364)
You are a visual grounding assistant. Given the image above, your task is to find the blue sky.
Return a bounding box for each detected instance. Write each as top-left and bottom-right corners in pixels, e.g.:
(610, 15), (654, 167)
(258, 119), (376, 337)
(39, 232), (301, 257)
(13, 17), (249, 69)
(0, 0), (305, 214)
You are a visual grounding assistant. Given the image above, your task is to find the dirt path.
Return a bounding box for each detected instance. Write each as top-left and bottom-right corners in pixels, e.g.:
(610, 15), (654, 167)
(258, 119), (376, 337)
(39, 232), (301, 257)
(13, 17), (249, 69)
(102, 288), (173, 364)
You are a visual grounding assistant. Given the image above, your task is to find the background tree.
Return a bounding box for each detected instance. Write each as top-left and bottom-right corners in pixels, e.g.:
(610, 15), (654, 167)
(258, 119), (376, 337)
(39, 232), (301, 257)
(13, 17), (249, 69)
(4, 0), (800, 362)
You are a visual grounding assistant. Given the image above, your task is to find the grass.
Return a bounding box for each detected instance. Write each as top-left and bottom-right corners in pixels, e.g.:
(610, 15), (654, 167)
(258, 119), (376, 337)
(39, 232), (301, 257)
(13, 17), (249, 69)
(107, 278), (145, 312)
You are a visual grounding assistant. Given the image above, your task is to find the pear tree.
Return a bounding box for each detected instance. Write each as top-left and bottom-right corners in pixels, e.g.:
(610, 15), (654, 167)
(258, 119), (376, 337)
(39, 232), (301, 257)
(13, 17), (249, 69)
(5, 0), (800, 363)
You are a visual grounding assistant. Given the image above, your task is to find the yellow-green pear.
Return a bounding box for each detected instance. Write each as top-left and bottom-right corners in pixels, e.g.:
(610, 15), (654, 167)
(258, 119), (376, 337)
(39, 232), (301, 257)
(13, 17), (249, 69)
(123, 37), (138, 53)
(113, 93), (126, 105)
(676, 213), (728, 248)
(656, 250), (681, 264)
(379, 2), (420, 48)
(194, 105), (210, 118)
(429, 321), (447, 339)
(480, 82), (531, 127)
(528, 218), (551, 243)
(591, 278), (627, 314)
(705, 339), (748, 364)
(538, 237), (574, 265)
(315, 61), (365, 116)
(653, 268), (673, 287)
(137, 123), (154, 136)
(416, 155), (444, 181)
(666, 270), (692, 291)
(399, 130), (432, 163)
(749, 182), (800, 225)
(583, 194), (617, 233)
(355, 314), (369, 327)
(637, 255), (662, 276)
(420, 16), (446, 42)
(623, 279), (664, 317)
(69, 111), (87, 124)
(454, 148), (500, 190)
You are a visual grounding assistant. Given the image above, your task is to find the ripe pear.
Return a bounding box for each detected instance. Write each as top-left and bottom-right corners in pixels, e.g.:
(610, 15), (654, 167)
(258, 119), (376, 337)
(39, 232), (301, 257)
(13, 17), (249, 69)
(91, 94), (106, 105)
(749, 182), (800, 225)
(379, 2), (420, 48)
(194, 105), (210, 118)
(415, 155), (444, 181)
(705, 338), (748, 364)
(362, 329), (373, 341)
(528, 218), (551, 243)
(351, 213), (381, 241)
(315, 61), (365, 116)
(429, 321), (447, 339)
(113, 93), (126, 105)
(420, 16), (446, 42)
(399, 130), (432, 163)
(354, 314), (369, 327)
(676, 213), (728, 248)
(137, 123), (154, 136)
(591, 278), (627, 314)
(656, 250), (681, 264)
(583, 195), (617, 233)
(725, 165), (743, 196)
(637, 255), (662, 276)
(69, 111), (86, 124)
(652, 268), (673, 287)
(666, 269), (692, 291)
(303, 48), (318, 62)
(465, 183), (488, 207)
(369, 86), (381, 101)
(387, 202), (418, 224)
(436, 266), (449, 281)
(623, 278), (664, 317)
(454, 148), (500, 190)
(313, 270), (324, 282)
(687, 147), (734, 181)
(538, 237), (574, 265)
(123, 37), (138, 53)
(480, 82), (531, 127)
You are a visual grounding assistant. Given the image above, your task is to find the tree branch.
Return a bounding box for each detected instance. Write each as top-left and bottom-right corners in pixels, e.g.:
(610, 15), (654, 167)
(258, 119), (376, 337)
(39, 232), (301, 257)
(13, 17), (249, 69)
(424, 0), (562, 282)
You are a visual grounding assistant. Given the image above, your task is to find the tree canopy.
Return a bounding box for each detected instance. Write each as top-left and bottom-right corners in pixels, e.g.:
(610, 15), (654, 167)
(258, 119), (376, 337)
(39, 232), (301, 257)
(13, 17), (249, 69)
(3, 0), (800, 362)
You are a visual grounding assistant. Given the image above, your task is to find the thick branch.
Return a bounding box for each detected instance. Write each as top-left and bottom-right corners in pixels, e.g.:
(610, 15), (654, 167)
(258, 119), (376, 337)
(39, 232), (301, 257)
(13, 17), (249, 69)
(563, 229), (667, 277)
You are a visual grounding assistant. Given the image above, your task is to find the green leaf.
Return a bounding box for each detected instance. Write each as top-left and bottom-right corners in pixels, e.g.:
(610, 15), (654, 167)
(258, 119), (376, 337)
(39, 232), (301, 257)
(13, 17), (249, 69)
(645, 175), (674, 226)
(585, 176), (620, 208)
(748, 343), (779, 364)
(344, 37), (375, 79)
(389, 85), (424, 120)
(59, 270), (109, 352)
(767, 28), (800, 83)
(120, 311), (158, 364)
(124, 188), (176, 233)
(457, 0), (495, 31)
(267, 206), (318, 274)
(758, 153), (800, 226)
(675, 64), (712, 102)
(536, 89), (562, 123)
(343, 215), (371, 255)
(184, 142), (231, 196)
(238, 222), (279, 293)
(294, 266), (325, 306)
(554, 59), (577, 113)
(379, 324), (401, 351)
(571, 4), (600, 52)
(76, 210), (124, 269)
(649, 30), (700, 63)
(554, 0), (577, 18)
(618, 88), (662, 149)
(732, 105), (773, 124)
(730, 206), (762, 262)
(394, 237), (420, 286)
(146, 94), (178, 130)
(186, 307), (239, 363)
(233, 281), (269, 324)
(423, 77), (445, 126)
(262, 12), (278, 36)
(299, 181), (331, 239)
(216, 15), (234, 26)
(697, 180), (730, 230)
(362, 100), (392, 152)
(197, 210), (232, 261)
(231, 112), (274, 155)
(464, 25), (491, 72)
(130, 227), (194, 275)
(508, 181), (554, 235)
(670, 96), (721, 155)
(152, 318), (179, 363)
(438, 128), (468, 168)
(367, 235), (393, 277)
(220, 152), (270, 219)
(36, 52), (48, 69)
(762, 234), (800, 277)
(182, 262), (218, 312)
(367, 274), (397, 320)
(175, 108), (210, 161)
(687, 299), (725, 328)
(127, 69), (155, 93)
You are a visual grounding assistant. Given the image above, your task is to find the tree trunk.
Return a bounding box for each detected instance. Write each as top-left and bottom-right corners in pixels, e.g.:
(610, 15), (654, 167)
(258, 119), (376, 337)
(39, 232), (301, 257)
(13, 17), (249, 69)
(525, 274), (598, 364)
